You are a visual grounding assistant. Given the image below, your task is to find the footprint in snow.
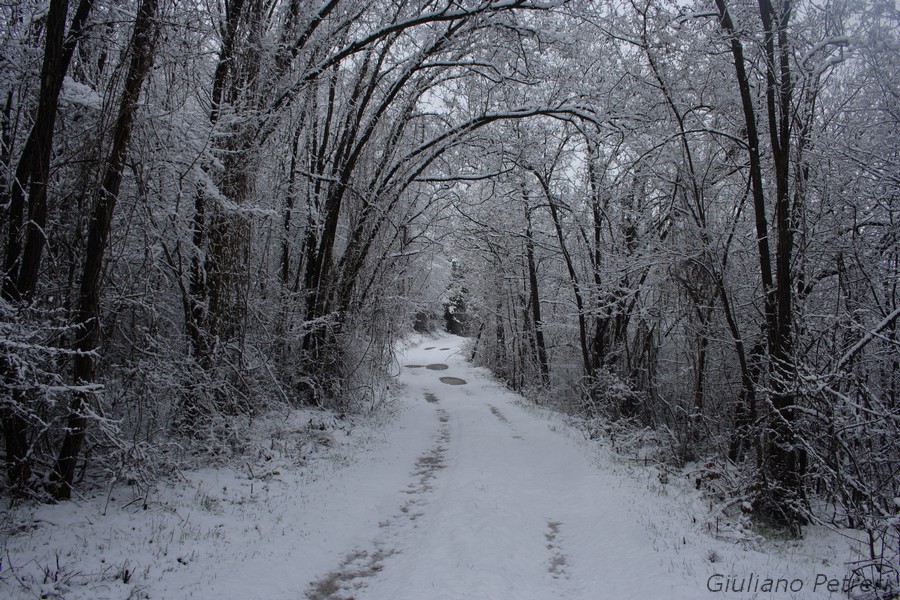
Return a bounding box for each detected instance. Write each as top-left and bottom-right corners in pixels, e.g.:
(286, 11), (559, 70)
(545, 520), (569, 580)
(307, 545), (396, 600)
(308, 409), (451, 599)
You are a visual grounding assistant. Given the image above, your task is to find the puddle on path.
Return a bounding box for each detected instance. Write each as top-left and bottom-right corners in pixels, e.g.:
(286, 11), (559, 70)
(424, 346), (435, 350)
(439, 376), (466, 385)
(439, 347), (450, 350)
(424, 393), (439, 404)
(425, 363), (448, 370)
(405, 364), (424, 368)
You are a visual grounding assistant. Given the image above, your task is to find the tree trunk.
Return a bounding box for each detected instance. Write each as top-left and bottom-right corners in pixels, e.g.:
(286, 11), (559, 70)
(53, 0), (159, 500)
(524, 200), (550, 384)
(0, 0), (94, 493)
(0, 364), (31, 491)
(185, 0), (247, 368)
(716, 0), (805, 532)
(687, 309), (709, 461)
(758, 0), (805, 533)
(531, 171), (592, 377)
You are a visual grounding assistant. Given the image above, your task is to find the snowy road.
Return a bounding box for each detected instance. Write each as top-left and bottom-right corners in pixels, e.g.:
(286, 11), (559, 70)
(302, 336), (701, 600)
(2, 334), (856, 600)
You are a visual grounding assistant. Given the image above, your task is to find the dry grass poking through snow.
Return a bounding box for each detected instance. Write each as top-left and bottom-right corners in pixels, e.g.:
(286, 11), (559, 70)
(0, 406), (391, 600)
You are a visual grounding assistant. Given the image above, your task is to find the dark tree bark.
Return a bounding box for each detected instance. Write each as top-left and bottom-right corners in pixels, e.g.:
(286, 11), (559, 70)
(530, 169), (592, 378)
(714, 0), (778, 338)
(53, 0), (159, 500)
(185, 0), (246, 366)
(584, 141), (611, 371)
(1, 0), (94, 493)
(281, 126), (305, 289)
(715, 0), (805, 532)
(0, 91), (11, 209)
(758, 0), (806, 533)
(523, 198), (549, 384)
(4, 0), (95, 302)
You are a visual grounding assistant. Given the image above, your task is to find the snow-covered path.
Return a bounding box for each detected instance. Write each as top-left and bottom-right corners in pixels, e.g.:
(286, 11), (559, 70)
(3, 334), (856, 600)
(303, 335), (701, 600)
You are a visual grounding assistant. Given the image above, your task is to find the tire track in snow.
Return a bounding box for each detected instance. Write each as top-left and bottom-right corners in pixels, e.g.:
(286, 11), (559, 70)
(488, 404), (523, 440)
(306, 395), (450, 600)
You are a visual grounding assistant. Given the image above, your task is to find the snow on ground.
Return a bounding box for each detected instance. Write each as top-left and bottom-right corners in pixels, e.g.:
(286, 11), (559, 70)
(0, 335), (878, 599)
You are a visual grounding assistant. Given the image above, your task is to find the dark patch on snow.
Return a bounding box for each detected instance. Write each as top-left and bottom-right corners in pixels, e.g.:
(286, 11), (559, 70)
(439, 347), (450, 351)
(405, 364), (424, 369)
(309, 404), (451, 598)
(307, 546), (397, 599)
(424, 346), (435, 350)
(545, 520), (569, 579)
(425, 363), (448, 370)
(424, 393), (439, 404)
(489, 405), (510, 423)
(439, 376), (466, 385)
(488, 405), (522, 439)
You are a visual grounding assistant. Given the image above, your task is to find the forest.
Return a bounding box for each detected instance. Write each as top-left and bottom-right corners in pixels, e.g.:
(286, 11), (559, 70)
(0, 0), (897, 561)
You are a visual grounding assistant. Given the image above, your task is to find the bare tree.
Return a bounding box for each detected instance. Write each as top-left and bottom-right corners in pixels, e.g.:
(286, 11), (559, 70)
(53, 0), (160, 500)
